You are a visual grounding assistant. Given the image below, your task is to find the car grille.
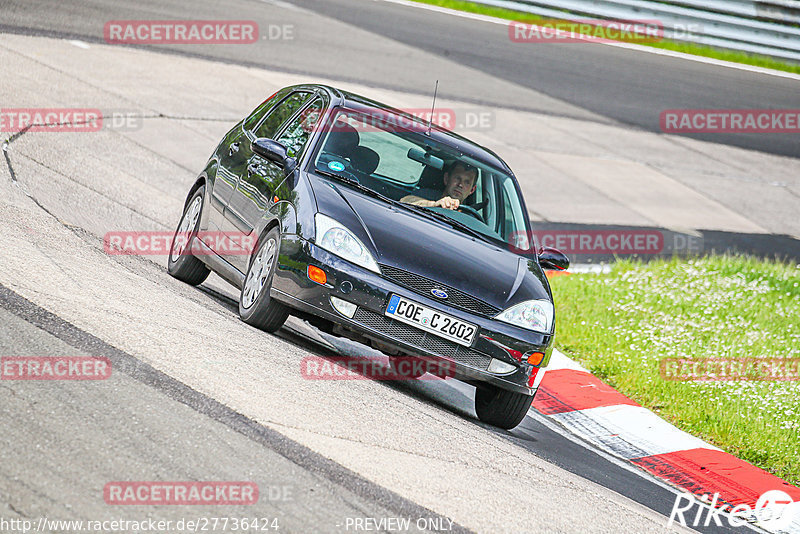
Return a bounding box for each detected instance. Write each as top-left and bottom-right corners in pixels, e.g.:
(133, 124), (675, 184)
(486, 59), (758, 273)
(379, 264), (501, 317)
(352, 307), (491, 371)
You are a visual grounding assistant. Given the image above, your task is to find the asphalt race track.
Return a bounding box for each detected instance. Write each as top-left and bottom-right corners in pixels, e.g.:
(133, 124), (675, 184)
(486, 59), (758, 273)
(3, 0), (799, 157)
(0, 0), (798, 532)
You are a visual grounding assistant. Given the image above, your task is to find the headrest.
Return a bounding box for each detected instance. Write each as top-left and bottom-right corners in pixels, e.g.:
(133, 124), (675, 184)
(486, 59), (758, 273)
(350, 146), (380, 175)
(325, 121), (360, 156)
(417, 164), (445, 191)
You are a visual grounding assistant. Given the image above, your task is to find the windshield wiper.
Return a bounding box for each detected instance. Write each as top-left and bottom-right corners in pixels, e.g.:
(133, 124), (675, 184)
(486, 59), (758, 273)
(314, 168), (496, 244)
(314, 169), (397, 204)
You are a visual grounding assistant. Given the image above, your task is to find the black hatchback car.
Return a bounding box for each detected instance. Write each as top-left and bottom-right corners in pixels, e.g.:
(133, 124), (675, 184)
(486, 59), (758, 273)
(168, 84), (568, 429)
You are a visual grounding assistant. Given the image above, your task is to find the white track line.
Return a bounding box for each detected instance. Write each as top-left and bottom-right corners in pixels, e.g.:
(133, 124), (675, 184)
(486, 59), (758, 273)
(546, 348), (590, 371)
(549, 404), (721, 459)
(530, 408), (771, 533)
(567, 264), (613, 274)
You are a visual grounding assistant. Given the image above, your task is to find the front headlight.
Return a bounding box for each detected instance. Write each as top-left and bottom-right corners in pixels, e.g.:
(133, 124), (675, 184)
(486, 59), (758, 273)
(314, 213), (380, 273)
(495, 299), (554, 333)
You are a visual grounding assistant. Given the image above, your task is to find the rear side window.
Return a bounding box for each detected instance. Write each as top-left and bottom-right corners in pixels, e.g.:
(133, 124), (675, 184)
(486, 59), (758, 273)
(275, 98), (324, 159)
(253, 91), (312, 139)
(242, 88), (291, 132)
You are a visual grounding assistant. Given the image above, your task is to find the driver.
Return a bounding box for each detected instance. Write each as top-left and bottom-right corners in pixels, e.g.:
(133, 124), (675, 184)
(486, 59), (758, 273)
(401, 161), (478, 210)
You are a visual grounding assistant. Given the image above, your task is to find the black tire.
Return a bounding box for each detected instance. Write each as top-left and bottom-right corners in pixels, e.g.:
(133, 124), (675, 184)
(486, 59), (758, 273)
(474, 384), (534, 430)
(167, 186), (211, 286)
(238, 226), (290, 333)
(388, 356), (427, 379)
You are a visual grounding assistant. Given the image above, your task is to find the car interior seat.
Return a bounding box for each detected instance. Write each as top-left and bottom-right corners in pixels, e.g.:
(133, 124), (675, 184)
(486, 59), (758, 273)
(324, 122), (360, 160)
(350, 146), (380, 175)
(417, 163), (444, 192)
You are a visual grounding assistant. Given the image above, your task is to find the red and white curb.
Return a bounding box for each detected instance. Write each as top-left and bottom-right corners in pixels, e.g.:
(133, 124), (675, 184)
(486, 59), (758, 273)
(531, 349), (800, 532)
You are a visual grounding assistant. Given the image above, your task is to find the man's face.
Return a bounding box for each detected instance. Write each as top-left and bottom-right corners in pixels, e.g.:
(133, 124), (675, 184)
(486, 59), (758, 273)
(443, 166), (477, 202)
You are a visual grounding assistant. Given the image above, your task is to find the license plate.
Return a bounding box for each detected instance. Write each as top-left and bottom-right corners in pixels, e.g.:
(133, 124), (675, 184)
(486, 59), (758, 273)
(385, 294), (477, 346)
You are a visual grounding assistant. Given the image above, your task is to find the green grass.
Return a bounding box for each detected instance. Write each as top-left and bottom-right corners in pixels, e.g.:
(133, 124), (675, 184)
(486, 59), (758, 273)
(411, 0), (800, 74)
(549, 256), (800, 485)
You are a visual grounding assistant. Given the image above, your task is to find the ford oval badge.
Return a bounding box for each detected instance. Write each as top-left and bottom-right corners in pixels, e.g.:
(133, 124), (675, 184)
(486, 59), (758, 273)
(431, 288), (448, 299)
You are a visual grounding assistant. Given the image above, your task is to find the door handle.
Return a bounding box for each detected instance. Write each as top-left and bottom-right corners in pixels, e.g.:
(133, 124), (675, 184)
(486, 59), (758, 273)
(229, 142), (240, 156)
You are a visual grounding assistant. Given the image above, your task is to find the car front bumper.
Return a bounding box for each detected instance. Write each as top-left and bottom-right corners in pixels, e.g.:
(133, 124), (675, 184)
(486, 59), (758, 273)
(270, 235), (553, 396)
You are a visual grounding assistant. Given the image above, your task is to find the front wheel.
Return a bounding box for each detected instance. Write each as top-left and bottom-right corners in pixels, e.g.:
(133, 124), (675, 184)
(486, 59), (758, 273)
(238, 227), (290, 333)
(474, 384), (533, 430)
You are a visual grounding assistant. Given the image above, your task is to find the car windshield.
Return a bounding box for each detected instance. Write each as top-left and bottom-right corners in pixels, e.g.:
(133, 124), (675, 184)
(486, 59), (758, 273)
(311, 108), (533, 252)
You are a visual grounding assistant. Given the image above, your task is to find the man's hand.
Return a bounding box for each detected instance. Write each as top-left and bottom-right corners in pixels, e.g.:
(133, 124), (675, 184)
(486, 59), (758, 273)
(434, 196), (460, 210)
(399, 195), (460, 209)
(400, 195), (435, 207)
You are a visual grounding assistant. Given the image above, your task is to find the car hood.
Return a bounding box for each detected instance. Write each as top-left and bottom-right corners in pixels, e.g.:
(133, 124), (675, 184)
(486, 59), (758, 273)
(311, 177), (551, 310)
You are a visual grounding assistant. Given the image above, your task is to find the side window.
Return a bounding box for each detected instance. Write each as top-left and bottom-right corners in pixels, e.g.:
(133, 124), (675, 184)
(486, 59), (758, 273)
(275, 98), (324, 158)
(253, 92), (312, 139)
(243, 88), (290, 132)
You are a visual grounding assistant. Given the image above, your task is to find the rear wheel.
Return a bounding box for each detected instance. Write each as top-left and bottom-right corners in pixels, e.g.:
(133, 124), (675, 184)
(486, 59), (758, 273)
(167, 187), (211, 286)
(474, 384), (533, 430)
(238, 226), (290, 333)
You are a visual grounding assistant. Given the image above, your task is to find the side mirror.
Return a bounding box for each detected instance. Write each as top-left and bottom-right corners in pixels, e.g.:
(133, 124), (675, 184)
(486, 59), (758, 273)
(252, 138), (296, 172)
(538, 246), (570, 271)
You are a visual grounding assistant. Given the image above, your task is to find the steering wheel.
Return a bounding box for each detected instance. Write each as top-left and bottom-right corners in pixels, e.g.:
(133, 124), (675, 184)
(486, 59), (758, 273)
(469, 199), (489, 211)
(457, 204), (485, 223)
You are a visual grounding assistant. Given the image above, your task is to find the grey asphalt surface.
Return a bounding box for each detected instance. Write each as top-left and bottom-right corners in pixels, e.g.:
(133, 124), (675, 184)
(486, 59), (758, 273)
(0, 282), (744, 534)
(289, 0), (800, 158)
(226, 289), (753, 534)
(2, 0), (799, 157)
(0, 66), (686, 532)
(0, 288), (471, 534)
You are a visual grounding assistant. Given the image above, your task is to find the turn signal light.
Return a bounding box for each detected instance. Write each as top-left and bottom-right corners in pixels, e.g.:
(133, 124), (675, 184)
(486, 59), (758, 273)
(526, 352), (545, 366)
(307, 265), (327, 285)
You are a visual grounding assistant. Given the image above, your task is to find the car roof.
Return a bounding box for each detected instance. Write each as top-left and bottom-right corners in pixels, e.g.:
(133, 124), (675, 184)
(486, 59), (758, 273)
(287, 83), (513, 174)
